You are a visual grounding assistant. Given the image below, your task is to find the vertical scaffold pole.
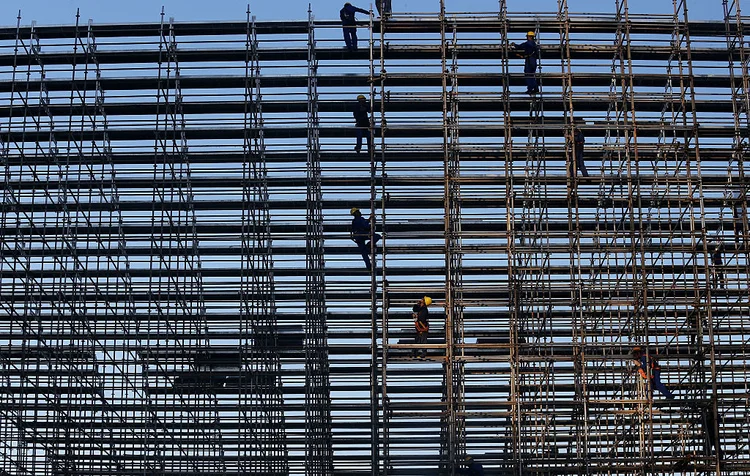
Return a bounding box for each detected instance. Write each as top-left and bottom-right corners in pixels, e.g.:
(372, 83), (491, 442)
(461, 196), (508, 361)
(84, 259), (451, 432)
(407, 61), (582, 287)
(499, 1), (521, 473)
(721, 1), (750, 469)
(305, 6), (334, 475)
(557, 1), (590, 472)
(0, 12), (30, 473)
(368, 6), (381, 475)
(439, 9), (465, 473)
(439, 2), (456, 472)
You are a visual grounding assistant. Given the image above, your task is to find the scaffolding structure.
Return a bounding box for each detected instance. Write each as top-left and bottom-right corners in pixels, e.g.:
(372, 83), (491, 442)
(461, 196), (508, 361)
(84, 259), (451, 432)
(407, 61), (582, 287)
(1, 0), (750, 474)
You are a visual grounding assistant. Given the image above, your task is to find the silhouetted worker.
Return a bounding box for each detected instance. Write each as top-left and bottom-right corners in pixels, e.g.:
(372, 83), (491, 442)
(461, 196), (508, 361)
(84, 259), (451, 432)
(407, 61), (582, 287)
(353, 94), (372, 154)
(412, 296), (432, 358)
(511, 31), (539, 94)
(570, 126), (589, 177)
(376, 0), (392, 17)
(460, 455), (485, 476)
(350, 207), (380, 270)
(702, 403), (722, 459)
(340, 2), (369, 52)
(711, 243), (725, 289)
(632, 346), (674, 400)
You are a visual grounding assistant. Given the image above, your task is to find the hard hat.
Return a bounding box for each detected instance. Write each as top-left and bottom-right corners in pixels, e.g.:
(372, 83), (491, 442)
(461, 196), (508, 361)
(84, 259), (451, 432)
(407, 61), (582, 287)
(423, 296), (432, 306)
(345, 2), (352, 6)
(527, 31), (536, 37)
(631, 346), (642, 354)
(357, 94), (366, 100)
(350, 207), (360, 215)
(465, 455), (474, 462)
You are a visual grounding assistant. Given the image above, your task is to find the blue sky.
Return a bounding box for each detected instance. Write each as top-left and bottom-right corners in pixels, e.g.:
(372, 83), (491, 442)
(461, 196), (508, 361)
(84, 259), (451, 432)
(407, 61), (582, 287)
(0, 0), (727, 27)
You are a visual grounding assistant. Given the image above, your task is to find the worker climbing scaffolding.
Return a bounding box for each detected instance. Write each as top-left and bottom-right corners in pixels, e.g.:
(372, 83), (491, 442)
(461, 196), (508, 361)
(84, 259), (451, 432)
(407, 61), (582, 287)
(511, 31), (540, 95)
(459, 455), (485, 475)
(570, 125), (589, 177)
(701, 400), (722, 460)
(350, 207), (380, 270)
(353, 94), (372, 154)
(631, 347), (675, 400)
(711, 242), (726, 289)
(340, 2), (369, 52)
(412, 296), (432, 358)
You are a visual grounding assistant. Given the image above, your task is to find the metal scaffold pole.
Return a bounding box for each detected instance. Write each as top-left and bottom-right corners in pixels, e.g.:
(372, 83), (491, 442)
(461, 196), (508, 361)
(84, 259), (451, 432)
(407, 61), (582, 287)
(499, 2), (522, 473)
(438, 2), (465, 471)
(374, 5), (391, 474)
(304, 7), (333, 475)
(368, 6), (381, 475)
(721, 7), (750, 467)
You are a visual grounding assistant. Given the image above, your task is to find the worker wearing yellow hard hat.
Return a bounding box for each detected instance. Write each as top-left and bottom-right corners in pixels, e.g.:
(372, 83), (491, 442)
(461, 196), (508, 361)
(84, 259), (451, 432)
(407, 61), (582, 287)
(510, 30), (540, 94)
(412, 296), (432, 358)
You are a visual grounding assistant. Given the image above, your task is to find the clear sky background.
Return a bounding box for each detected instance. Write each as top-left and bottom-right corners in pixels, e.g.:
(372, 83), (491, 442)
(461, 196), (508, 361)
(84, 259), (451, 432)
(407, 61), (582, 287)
(0, 0), (728, 28)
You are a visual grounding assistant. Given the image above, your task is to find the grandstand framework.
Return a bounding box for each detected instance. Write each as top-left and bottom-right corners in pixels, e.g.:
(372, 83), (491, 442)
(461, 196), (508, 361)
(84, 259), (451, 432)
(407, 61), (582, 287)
(1, 0), (750, 474)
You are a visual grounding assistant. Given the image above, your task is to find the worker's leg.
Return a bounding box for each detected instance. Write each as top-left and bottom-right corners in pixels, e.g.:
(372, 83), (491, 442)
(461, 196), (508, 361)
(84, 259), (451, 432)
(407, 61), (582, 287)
(524, 74), (536, 92)
(366, 127), (372, 153)
(376, 0), (382, 16)
(703, 411), (722, 458)
(567, 155), (574, 177)
(524, 61), (538, 92)
(576, 150), (588, 177)
(343, 27), (353, 50)
(355, 127), (364, 152)
(417, 331), (427, 357)
(351, 27), (359, 51)
(651, 371), (674, 399)
(355, 239), (371, 269)
(384, 0), (392, 15)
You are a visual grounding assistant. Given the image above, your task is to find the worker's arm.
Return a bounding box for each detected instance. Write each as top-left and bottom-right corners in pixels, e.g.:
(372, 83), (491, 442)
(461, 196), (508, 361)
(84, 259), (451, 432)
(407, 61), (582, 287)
(632, 359), (643, 376)
(355, 6), (370, 15)
(510, 41), (530, 57)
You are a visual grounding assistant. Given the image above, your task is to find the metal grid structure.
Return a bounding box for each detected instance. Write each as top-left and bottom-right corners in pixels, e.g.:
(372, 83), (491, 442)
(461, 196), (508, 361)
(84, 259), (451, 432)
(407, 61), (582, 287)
(1, 0), (750, 474)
